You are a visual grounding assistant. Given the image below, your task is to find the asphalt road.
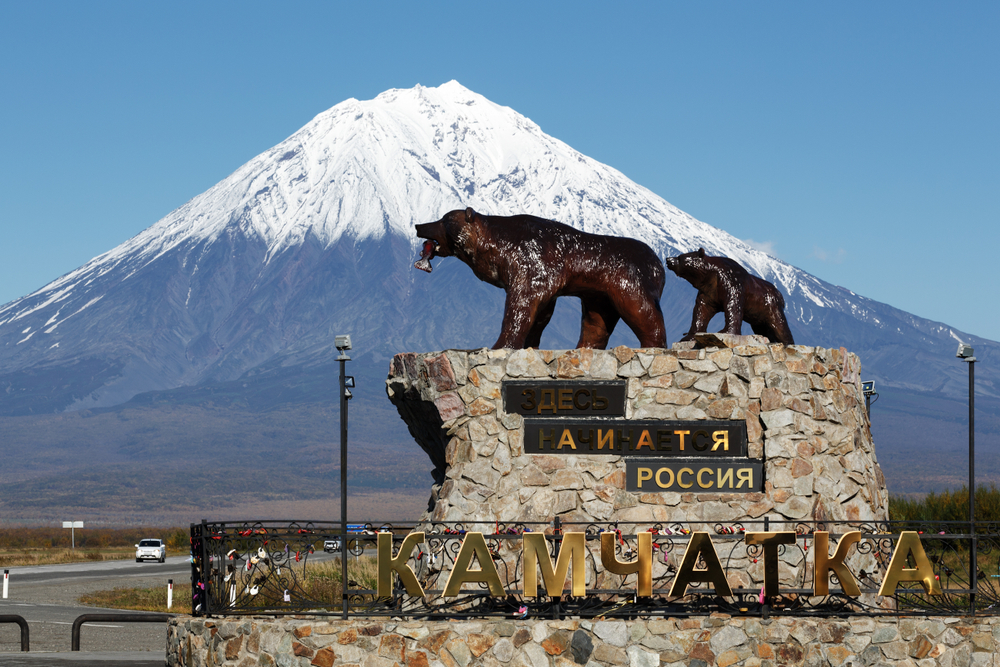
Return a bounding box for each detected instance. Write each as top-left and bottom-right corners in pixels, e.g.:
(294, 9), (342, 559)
(0, 556), (188, 659)
(0, 549), (349, 661)
(4, 556), (191, 587)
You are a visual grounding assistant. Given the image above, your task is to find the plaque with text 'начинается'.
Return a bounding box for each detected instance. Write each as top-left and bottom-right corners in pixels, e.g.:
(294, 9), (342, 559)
(523, 419), (747, 457)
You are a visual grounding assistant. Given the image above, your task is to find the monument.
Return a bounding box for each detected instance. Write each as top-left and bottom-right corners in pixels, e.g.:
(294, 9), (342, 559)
(386, 337), (889, 600)
(390, 209), (890, 606)
(170, 208), (999, 667)
(414, 208), (667, 349)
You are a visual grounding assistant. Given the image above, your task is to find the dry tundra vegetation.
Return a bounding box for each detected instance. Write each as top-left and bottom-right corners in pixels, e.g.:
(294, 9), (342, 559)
(79, 556), (380, 614)
(888, 484), (1000, 522)
(72, 487), (1000, 613)
(0, 525), (379, 613)
(2, 489), (998, 612)
(0, 526), (188, 567)
(0, 364), (434, 525)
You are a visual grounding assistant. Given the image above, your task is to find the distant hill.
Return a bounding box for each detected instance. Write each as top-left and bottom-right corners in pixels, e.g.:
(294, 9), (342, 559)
(0, 82), (995, 523)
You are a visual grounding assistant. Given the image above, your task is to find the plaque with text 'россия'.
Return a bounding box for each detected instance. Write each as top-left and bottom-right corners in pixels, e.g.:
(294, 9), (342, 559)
(503, 380), (626, 417)
(625, 460), (763, 493)
(523, 419), (747, 457)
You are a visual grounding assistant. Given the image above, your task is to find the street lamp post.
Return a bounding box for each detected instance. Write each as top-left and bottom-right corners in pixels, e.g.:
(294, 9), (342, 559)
(335, 334), (354, 621)
(957, 343), (976, 613)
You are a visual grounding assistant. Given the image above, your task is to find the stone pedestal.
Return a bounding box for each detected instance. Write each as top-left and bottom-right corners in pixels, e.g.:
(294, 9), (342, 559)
(168, 615), (1000, 667)
(165, 341), (932, 667)
(386, 336), (889, 528)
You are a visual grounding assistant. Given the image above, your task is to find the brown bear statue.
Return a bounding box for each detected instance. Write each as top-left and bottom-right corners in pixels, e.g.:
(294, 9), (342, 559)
(665, 247), (794, 345)
(414, 208), (668, 350)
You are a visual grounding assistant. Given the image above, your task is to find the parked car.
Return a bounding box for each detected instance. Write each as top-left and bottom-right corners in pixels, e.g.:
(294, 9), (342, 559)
(135, 538), (166, 563)
(323, 538), (341, 553)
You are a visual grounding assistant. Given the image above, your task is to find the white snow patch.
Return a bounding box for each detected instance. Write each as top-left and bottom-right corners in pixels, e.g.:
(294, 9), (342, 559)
(6, 287), (76, 324)
(797, 284), (826, 308)
(68, 296), (104, 319)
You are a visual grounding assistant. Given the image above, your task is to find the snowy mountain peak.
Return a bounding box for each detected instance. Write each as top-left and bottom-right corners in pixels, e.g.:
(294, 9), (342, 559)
(5, 81), (788, 316)
(1, 82), (994, 414)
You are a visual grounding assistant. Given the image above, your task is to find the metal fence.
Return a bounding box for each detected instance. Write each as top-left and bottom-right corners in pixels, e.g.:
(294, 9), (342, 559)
(190, 518), (1000, 619)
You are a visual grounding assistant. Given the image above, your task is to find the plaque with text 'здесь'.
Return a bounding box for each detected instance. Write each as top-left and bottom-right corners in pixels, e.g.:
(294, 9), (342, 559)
(502, 380), (626, 417)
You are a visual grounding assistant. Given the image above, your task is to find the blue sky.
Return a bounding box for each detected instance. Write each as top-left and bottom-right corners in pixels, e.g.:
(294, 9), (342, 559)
(1, 2), (997, 341)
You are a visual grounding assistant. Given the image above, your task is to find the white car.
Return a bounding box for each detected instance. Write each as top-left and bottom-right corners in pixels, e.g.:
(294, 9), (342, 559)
(135, 538), (166, 563)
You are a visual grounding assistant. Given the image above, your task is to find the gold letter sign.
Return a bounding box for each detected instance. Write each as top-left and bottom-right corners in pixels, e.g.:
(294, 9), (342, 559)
(813, 531), (862, 596)
(600, 531), (652, 596)
(744, 532), (796, 597)
(443, 533), (506, 597)
(668, 532), (733, 597)
(877, 531), (942, 596)
(523, 532), (587, 597)
(377, 532), (425, 597)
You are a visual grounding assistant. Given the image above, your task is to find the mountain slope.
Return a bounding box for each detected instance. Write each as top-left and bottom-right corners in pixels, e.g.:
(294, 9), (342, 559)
(2, 81), (994, 414)
(0, 82), (995, 519)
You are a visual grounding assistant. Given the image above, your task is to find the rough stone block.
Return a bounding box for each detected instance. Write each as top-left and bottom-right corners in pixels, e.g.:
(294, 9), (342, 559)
(593, 621), (629, 647)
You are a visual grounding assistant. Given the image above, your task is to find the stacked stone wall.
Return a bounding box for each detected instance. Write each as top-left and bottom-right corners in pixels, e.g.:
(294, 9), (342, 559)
(168, 614), (1000, 667)
(386, 336), (889, 529)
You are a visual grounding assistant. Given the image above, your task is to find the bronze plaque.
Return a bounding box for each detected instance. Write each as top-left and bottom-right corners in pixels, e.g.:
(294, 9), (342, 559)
(523, 419), (747, 456)
(625, 460), (763, 493)
(503, 380), (626, 417)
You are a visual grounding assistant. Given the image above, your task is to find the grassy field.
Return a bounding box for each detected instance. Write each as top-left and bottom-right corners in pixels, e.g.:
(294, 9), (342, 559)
(0, 547), (135, 567)
(889, 484), (1000, 522)
(78, 557), (379, 614)
(0, 526), (187, 567)
(80, 582), (193, 614)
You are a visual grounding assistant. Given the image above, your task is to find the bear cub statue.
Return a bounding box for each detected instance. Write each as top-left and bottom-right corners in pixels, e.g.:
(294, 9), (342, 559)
(666, 247), (794, 345)
(414, 207), (667, 350)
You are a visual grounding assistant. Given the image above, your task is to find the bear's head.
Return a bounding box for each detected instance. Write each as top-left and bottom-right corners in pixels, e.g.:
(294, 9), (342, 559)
(413, 207), (481, 272)
(665, 247), (711, 279)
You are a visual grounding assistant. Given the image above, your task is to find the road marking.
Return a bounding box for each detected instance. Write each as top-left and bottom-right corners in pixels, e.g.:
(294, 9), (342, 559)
(25, 620), (123, 627)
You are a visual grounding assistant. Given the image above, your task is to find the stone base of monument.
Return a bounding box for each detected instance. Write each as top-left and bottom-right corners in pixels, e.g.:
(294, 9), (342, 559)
(167, 338), (998, 666)
(386, 336), (889, 596)
(167, 615), (1000, 666)
(388, 336), (887, 526)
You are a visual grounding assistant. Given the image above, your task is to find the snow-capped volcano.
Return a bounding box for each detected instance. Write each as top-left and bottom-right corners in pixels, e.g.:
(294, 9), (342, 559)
(0, 81), (995, 415)
(22, 81), (785, 279)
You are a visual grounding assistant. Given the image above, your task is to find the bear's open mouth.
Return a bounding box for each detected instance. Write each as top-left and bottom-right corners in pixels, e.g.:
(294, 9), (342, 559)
(414, 240), (439, 273)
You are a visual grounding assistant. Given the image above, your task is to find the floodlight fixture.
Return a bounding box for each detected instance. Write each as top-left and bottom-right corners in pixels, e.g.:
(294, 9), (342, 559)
(861, 380), (878, 419)
(335, 335), (353, 351)
(957, 343), (975, 360)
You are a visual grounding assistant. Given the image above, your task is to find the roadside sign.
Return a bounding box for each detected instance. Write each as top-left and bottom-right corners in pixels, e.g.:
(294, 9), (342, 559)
(61, 521), (83, 549)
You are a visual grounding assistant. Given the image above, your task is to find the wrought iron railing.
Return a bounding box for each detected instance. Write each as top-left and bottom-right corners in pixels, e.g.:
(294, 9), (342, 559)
(190, 518), (1000, 618)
